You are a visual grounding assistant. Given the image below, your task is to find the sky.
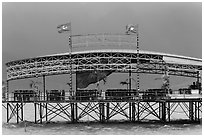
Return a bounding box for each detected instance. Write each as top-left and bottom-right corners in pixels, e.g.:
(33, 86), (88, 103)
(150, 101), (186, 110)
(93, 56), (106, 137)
(2, 2), (202, 91)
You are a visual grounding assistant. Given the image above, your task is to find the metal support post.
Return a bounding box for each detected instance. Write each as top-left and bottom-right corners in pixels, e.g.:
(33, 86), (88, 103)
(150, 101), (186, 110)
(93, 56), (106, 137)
(21, 103), (23, 121)
(102, 103), (105, 122)
(129, 70), (132, 121)
(129, 102), (132, 121)
(159, 102), (161, 119)
(162, 102), (166, 122)
(68, 36), (73, 98)
(137, 102), (140, 121)
(7, 103), (9, 123)
(195, 101), (197, 121)
(17, 103), (19, 123)
(136, 25), (140, 93)
(168, 101), (170, 122)
(132, 102), (135, 122)
(6, 80), (9, 101)
(43, 75), (46, 101)
(75, 103), (78, 122)
(196, 71), (200, 94)
(189, 101), (194, 121)
(71, 103), (75, 123)
(106, 102), (110, 121)
(34, 103), (37, 124)
(198, 102), (200, 121)
(40, 103), (42, 124)
(99, 103), (105, 123)
(46, 103), (48, 122)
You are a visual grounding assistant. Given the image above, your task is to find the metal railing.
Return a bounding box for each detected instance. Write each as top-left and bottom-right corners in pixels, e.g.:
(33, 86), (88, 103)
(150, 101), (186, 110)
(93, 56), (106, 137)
(3, 88), (202, 102)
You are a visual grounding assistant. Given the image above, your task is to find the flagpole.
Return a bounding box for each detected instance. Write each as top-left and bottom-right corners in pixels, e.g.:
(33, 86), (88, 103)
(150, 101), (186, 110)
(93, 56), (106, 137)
(68, 22), (73, 99)
(136, 24), (140, 94)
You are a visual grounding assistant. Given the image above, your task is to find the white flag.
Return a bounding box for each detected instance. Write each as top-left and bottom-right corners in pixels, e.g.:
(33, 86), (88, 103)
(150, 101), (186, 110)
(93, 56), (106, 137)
(57, 22), (71, 33)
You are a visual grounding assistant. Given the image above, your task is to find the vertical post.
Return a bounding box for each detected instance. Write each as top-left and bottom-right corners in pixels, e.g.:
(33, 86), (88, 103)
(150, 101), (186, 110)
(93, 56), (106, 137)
(196, 71), (200, 94)
(137, 102), (140, 121)
(45, 103), (48, 122)
(16, 103), (19, 124)
(159, 102), (161, 119)
(189, 101), (194, 121)
(132, 102), (135, 122)
(195, 101), (197, 121)
(75, 103), (78, 122)
(99, 103), (105, 123)
(102, 103), (105, 123)
(168, 101), (170, 122)
(68, 35), (73, 98)
(76, 72), (78, 95)
(43, 75), (46, 101)
(99, 103), (102, 122)
(7, 103), (9, 123)
(71, 103), (75, 123)
(34, 103), (37, 124)
(129, 70), (132, 121)
(40, 103), (42, 124)
(129, 103), (132, 121)
(198, 102), (200, 121)
(6, 80), (9, 101)
(106, 102), (109, 121)
(162, 102), (166, 122)
(136, 24), (140, 94)
(21, 102), (23, 121)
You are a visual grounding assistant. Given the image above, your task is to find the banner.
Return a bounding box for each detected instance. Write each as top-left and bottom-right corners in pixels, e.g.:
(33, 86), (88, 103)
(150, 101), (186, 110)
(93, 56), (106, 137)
(77, 70), (112, 89)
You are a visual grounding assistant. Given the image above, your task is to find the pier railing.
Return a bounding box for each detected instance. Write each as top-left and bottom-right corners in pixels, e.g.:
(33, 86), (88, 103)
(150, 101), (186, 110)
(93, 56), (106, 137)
(3, 89), (201, 102)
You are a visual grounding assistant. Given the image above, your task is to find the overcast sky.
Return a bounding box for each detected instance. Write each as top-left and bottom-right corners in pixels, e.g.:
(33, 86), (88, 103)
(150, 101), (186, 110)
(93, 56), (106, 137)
(2, 2), (202, 88)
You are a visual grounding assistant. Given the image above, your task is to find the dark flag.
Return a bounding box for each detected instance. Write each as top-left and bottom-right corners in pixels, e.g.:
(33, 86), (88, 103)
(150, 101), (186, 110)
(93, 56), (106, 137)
(77, 70), (112, 89)
(57, 22), (71, 33)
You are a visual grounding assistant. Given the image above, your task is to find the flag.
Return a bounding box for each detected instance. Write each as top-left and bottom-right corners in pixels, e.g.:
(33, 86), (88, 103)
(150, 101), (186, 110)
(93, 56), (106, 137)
(126, 24), (138, 34)
(57, 22), (71, 33)
(77, 70), (113, 89)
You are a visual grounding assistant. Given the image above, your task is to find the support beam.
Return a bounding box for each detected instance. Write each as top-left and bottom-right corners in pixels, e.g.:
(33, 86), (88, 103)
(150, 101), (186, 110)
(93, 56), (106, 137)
(167, 102), (170, 122)
(75, 103), (78, 122)
(34, 103), (37, 124)
(71, 103), (75, 123)
(129, 102), (131, 121)
(7, 103), (9, 123)
(195, 101), (198, 121)
(17, 103), (19, 124)
(106, 102), (109, 121)
(43, 75), (46, 101)
(161, 102), (166, 122)
(137, 102), (140, 121)
(129, 70), (132, 121)
(99, 103), (105, 123)
(102, 103), (105, 122)
(132, 102), (135, 122)
(198, 102), (200, 121)
(189, 101), (194, 121)
(21, 103), (23, 121)
(40, 103), (42, 124)
(46, 103), (48, 122)
(6, 80), (9, 101)
(196, 71), (200, 94)
(159, 102), (161, 119)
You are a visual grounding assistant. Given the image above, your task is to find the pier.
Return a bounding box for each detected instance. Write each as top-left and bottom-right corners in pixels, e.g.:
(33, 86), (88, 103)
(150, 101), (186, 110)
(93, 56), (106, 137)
(2, 34), (202, 124)
(2, 95), (202, 124)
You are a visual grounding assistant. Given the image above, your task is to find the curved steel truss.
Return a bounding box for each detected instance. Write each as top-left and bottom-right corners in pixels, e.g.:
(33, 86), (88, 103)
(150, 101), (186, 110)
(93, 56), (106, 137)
(6, 50), (201, 81)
